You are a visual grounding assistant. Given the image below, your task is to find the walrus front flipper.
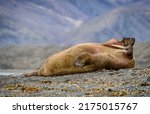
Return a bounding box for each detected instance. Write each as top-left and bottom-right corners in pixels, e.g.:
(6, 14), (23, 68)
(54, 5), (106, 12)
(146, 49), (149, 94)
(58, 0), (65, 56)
(75, 52), (92, 67)
(24, 71), (38, 77)
(121, 37), (135, 46)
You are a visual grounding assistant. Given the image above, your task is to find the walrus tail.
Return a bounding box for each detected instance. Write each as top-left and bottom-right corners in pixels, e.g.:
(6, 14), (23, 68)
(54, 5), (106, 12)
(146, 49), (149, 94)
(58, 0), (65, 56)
(24, 71), (38, 77)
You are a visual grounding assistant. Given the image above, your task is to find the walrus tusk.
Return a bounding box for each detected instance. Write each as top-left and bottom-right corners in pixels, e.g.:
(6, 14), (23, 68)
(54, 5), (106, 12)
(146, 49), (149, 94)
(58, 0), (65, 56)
(111, 44), (126, 49)
(115, 50), (127, 53)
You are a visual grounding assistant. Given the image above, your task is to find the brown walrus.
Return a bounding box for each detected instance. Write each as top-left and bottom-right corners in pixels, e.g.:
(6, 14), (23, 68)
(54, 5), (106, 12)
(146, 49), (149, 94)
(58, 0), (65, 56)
(25, 37), (135, 77)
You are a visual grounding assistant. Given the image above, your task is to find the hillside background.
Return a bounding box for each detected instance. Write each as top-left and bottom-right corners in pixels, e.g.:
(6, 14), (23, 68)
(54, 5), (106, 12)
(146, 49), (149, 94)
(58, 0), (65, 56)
(0, 0), (150, 46)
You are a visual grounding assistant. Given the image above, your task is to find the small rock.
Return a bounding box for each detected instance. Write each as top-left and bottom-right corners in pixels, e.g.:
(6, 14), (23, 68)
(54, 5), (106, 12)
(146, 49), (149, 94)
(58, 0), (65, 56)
(147, 77), (150, 82)
(21, 85), (41, 93)
(139, 82), (150, 86)
(4, 84), (20, 90)
(106, 88), (113, 92)
(64, 79), (70, 83)
(40, 80), (52, 84)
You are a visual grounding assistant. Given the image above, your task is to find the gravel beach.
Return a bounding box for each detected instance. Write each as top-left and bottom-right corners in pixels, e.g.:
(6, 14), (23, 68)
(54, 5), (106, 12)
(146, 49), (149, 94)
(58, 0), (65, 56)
(0, 42), (150, 97)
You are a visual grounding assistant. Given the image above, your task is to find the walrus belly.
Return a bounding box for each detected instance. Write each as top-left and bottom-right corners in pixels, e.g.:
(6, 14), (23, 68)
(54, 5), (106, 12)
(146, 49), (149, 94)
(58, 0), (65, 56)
(38, 47), (97, 76)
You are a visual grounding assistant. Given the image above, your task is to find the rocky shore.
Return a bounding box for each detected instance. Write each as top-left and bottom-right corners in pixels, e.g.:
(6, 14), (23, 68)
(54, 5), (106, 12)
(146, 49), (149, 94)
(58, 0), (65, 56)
(0, 66), (150, 97)
(0, 42), (150, 97)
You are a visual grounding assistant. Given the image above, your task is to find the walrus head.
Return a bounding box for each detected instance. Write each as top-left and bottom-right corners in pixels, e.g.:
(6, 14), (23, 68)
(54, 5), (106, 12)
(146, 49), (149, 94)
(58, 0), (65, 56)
(120, 37), (135, 59)
(109, 37), (135, 59)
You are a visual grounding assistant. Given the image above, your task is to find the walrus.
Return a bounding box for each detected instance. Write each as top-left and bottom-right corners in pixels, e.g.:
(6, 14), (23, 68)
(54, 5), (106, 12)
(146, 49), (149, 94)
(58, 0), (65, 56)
(25, 37), (135, 77)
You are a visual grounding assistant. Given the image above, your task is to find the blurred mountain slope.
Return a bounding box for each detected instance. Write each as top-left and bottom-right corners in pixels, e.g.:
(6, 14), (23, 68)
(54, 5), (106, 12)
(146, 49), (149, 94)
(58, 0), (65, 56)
(0, 0), (149, 46)
(62, 1), (150, 45)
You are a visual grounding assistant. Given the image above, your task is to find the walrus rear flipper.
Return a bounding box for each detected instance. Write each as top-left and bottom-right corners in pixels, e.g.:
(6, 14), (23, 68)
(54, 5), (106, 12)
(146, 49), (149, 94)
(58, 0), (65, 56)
(24, 71), (38, 77)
